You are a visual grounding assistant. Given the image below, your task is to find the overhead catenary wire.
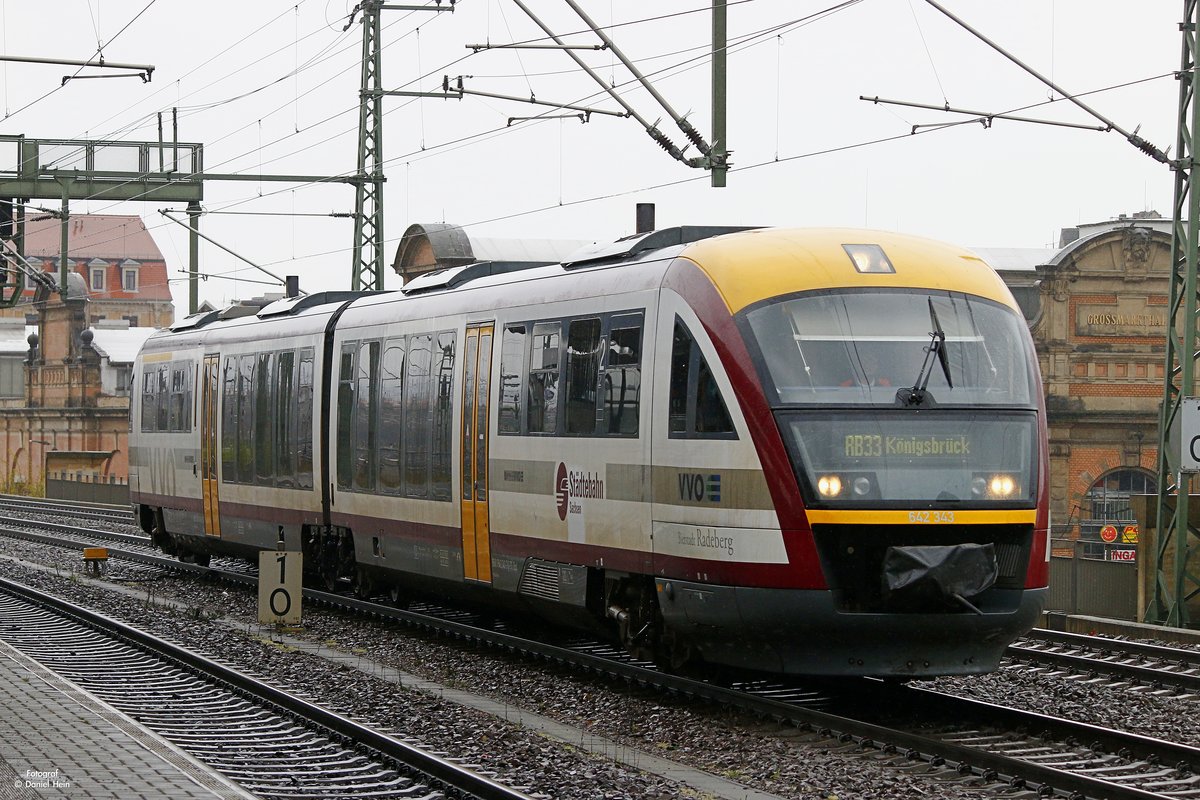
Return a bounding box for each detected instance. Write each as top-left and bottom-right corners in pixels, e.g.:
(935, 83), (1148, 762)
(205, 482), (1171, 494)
(2, 0), (159, 123)
(14, 0), (1166, 303)
(202, 66), (1175, 276)
(70, 1), (1166, 271)
(79, 8), (1175, 274)
(75, 0), (832, 217)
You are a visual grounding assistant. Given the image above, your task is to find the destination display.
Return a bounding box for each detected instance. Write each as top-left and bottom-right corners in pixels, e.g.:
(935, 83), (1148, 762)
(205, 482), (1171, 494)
(843, 433), (973, 459)
(783, 410), (1037, 505)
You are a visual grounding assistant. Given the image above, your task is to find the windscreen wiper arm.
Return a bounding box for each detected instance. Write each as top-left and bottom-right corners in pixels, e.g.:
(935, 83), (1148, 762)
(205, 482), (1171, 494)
(898, 298), (953, 406)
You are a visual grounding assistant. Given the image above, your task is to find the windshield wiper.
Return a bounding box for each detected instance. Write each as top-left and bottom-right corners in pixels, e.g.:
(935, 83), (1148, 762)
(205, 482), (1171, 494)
(897, 298), (953, 406)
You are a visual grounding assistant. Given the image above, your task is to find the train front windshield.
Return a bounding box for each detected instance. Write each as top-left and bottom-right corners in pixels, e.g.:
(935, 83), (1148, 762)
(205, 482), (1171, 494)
(744, 289), (1039, 507)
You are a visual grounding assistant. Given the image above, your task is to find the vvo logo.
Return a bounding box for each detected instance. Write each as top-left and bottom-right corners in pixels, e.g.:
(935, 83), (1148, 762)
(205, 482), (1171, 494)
(678, 473), (721, 503)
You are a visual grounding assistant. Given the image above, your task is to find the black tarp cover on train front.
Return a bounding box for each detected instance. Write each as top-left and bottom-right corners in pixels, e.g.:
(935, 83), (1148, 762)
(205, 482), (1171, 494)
(882, 543), (998, 612)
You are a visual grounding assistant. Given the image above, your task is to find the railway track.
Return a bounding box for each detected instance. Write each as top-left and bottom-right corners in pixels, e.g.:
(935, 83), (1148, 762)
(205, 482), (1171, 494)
(0, 575), (533, 800)
(7, 510), (1200, 697)
(1010, 630), (1200, 695)
(2, 512), (1199, 798)
(0, 494), (133, 527)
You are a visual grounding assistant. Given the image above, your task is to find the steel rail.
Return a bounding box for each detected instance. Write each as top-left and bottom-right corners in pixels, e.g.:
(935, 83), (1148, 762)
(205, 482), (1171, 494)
(1025, 628), (1200, 668)
(0, 575), (534, 800)
(0, 523), (1192, 799)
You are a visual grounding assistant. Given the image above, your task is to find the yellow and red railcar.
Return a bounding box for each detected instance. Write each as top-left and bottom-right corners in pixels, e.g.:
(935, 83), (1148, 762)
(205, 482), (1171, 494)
(130, 226), (1048, 676)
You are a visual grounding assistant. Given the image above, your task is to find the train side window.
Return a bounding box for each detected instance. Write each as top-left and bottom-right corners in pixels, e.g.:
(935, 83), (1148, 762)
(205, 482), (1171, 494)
(168, 366), (184, 432)
(237, 354), (256, 483)
(565, 318), (602, 435)
(255, 352), (275, 485)
(140, 368), (157, 432)
(405, 334), (433, 498)
(275, 350), (296, 487)
(378, 338), (405, 495)
(431, 331), (456, 501)
(668, 324), (691, 434)
(221, 357), (238, 481)
(183, 363), (194, 431)
(336, 342), (356, 491)
(156, 365), (169, 431)
(296, 348), (315, 489)
(498, 324), (526, 434)
(603, 314), (642, 436)
(354, 340), (380, 492)
(184, 363), (194, 430)
(695, 356), (734, 433)
(527, 322), (561, 434)
(668, 319), (735, 439)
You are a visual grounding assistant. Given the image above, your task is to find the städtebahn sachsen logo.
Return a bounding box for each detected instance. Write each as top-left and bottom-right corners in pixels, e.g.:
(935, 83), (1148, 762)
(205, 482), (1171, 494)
(556, 462), (605, 521)
(556, 462), (569, 521)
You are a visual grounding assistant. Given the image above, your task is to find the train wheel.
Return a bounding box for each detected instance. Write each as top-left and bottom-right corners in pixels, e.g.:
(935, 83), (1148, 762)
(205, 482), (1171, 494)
(607, 576), (675, 666)
(388, 584), (410, 608)
(653, 627), (694, 674)
(149, 512), (177, 555)
(180, 550), (211, 567)
(320, 564), (339, 592)
(353, 568), (375, 599)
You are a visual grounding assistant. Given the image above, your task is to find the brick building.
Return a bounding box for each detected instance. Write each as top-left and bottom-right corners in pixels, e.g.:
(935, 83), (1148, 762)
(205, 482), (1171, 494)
(7, 214), (174, 329)
(982, 212), (1171, 543)
(0, 213), (167, 499)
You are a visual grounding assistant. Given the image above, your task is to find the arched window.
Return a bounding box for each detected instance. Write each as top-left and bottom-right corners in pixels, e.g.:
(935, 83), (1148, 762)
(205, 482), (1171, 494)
(1080, 468), (1156, 540)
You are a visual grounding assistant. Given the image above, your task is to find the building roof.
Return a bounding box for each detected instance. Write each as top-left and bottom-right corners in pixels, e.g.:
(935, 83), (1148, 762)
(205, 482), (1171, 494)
(13, 214), (172, 302)
(969, 247), (1056, 273)
(21, 214), (165, 261)
(393, 222), (590, 281)
(87, 326), (155, 364)
(0, 319), (34, 355)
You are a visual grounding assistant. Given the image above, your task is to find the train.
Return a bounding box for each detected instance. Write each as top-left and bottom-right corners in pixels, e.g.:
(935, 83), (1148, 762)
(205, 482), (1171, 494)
(129, 225), (1049, 677)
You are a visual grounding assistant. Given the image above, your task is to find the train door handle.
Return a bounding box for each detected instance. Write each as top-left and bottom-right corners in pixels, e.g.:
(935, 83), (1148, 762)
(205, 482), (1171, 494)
(193, 464), (197, 476)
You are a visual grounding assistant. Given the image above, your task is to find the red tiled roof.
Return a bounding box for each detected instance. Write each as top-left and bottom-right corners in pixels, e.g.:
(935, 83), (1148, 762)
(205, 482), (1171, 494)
(14, 214), (172, 301)
(21, 214), (164, 261)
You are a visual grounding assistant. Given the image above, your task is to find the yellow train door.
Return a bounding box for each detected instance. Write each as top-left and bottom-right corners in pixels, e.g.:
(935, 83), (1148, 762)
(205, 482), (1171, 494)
(200, 354), (221, 537)
(460, 324), (494, 582)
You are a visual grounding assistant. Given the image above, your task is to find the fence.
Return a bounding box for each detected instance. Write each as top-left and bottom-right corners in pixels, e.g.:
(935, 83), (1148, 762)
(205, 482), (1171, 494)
(45, 471), (129, 506)
(1046, 537), (1138, 620)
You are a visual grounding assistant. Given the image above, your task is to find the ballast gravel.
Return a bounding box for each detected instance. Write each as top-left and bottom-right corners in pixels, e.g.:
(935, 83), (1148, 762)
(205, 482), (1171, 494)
(1, 526), (1189, 798)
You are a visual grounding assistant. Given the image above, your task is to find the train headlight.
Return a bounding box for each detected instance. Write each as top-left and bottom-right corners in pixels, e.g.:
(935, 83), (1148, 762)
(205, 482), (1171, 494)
(852, 476), (872, 496)
(842, 243), (895, 274)
(987, 474), (1017, 498)
(818, 474), (843, 497)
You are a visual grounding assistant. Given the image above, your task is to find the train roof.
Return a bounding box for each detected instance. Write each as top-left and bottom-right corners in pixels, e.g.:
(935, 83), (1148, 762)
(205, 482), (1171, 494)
(148, 226), (1017, 344)
(677, 227), (1020, 314)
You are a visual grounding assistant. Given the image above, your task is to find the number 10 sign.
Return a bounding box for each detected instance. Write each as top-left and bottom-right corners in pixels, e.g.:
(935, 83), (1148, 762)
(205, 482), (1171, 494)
(259, 551), (303, 625)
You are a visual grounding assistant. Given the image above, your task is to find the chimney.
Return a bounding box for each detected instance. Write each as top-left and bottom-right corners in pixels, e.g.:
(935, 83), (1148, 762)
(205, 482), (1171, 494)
(635, 203), (655, 234)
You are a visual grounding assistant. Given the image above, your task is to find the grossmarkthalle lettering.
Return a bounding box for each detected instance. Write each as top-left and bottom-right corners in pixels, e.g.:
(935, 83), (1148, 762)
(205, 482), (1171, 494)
(886, 435), (971, 457)
(1085, 312), (1166, 327)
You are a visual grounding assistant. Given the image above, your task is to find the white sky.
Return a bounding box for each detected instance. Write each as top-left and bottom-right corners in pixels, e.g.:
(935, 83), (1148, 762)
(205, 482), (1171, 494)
(0, 1), (1182, 314)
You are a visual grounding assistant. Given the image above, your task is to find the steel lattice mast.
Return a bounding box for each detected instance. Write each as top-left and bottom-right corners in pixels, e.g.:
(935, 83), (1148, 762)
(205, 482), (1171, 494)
(351, 1), (385, 291)
(1148, 0), (1200, 626)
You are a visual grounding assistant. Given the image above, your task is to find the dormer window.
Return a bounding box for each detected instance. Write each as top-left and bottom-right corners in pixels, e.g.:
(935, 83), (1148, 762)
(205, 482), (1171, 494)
(120, 259), (140, 292)
(88, 258), (107, 291)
